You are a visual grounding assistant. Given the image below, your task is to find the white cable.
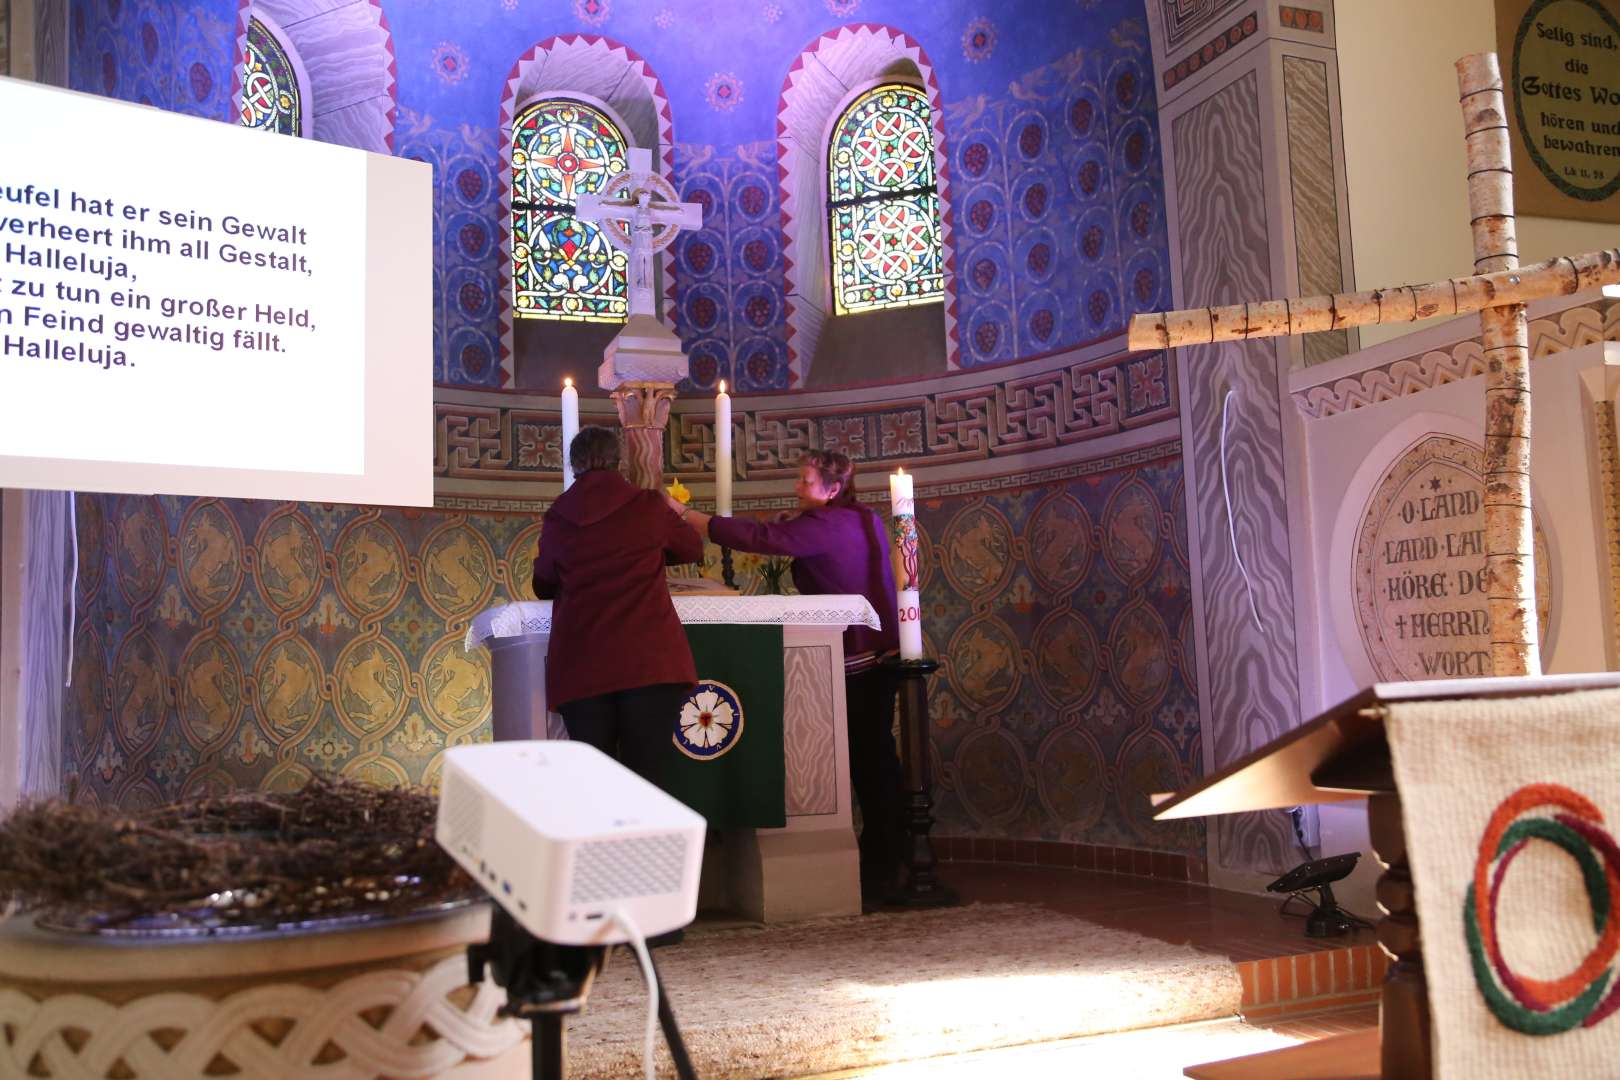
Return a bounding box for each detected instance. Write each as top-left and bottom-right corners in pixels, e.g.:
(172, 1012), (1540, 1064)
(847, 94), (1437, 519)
(1219, 389), (1266, 634)
(611, 908), (659, 1080)
(65, 494), (78, 687)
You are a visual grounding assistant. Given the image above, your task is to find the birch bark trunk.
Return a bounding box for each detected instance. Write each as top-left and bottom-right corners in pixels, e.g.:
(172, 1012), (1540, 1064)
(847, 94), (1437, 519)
(1457, 52), (1538, 677)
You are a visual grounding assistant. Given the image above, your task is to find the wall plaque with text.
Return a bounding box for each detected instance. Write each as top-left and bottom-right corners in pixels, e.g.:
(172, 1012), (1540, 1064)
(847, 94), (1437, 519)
(1497, 0), (1620, 223)
(1354, 434), (1553, 681)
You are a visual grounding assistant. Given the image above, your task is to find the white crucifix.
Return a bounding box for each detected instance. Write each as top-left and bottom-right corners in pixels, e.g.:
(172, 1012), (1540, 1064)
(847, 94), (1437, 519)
(575, 147), (703, 319)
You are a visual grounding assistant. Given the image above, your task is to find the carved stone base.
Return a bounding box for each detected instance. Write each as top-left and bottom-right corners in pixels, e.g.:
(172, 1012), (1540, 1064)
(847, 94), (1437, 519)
(600, 315), (688, 388)
(609, 382), (677, 490)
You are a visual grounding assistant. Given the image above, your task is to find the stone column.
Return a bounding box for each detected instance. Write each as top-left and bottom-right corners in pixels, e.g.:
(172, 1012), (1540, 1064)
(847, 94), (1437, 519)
(610, 381), (677, 490)
(1144, 1), (1357, 888)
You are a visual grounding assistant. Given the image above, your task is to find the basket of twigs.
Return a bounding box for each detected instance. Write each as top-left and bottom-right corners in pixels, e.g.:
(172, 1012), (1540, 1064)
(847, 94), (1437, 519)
(0, 776), (479, 936)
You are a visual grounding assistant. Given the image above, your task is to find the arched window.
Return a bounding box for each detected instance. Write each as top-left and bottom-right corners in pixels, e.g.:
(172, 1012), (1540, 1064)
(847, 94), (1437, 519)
(827, 83), (944, 316)
(239, 18), (302, 136)
(511, 98), (629, 323)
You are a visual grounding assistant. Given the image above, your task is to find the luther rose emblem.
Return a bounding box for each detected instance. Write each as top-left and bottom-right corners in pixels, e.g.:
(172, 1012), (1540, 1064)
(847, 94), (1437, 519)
(675, 681), (744, 760)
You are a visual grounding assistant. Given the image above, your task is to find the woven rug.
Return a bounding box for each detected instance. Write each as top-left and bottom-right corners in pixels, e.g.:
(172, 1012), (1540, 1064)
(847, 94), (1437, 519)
(563, 903), (1241, 1078)
(1386, 687), (1620, 1079)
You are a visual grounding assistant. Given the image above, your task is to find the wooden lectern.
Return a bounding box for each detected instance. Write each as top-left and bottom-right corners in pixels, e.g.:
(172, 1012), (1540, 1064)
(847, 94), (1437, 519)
(1158, 673), (1620, 1080)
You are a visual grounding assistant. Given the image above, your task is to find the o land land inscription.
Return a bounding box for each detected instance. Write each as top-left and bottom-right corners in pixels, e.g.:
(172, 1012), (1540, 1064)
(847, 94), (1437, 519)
(1354, 434), (1553, 681)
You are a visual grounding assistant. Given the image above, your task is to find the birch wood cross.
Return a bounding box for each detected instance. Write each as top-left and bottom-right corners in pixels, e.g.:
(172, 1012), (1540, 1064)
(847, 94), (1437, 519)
(1127, 53), (1620, 678)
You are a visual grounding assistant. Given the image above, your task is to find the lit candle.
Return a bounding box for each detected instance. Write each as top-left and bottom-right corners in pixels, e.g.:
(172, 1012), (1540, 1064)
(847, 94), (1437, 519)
(715, 380), (733, 517)
(560, 377), (579, 492)
(889, 467), (924, 661)
(888, 467), (914, 518)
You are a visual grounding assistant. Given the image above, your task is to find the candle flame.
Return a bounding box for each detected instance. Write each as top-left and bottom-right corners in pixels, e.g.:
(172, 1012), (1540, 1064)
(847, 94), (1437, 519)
(897, 466), (906, 475)
(718, 380), (727, 394)
(563, 376), (573, 388)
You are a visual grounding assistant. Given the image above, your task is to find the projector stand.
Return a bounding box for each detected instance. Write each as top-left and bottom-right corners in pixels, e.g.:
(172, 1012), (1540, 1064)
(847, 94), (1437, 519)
(468, 907), (698, 1080)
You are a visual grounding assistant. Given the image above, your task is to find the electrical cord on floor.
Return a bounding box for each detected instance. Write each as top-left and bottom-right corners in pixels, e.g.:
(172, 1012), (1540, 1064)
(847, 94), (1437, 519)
(611, 909), (659, 1080)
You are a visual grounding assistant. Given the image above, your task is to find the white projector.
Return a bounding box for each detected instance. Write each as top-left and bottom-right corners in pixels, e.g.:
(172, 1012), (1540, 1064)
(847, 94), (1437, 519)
(436, 741), (706, 946)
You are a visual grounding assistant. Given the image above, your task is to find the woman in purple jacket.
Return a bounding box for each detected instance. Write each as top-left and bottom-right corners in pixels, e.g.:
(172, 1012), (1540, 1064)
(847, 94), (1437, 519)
(665, 449), (904, 899)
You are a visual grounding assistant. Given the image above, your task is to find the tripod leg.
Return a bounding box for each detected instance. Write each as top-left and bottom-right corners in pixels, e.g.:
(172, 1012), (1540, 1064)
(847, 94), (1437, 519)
(533, 1014), (567, 1080)
(648, 951), (697, 1080)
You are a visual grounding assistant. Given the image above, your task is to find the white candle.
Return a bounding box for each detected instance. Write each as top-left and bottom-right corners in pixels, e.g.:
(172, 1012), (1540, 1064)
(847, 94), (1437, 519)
(896, 588), (924, 661)
(888, 467), (914, 518)
(890, 468), (923, 660)
(715, 380), (733, 517)
(560, 377), (579, 492)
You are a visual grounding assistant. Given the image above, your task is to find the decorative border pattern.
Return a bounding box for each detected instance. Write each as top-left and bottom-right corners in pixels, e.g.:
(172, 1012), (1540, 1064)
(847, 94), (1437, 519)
(1595, 400), (1620, 663)
(1278, 6), (1325, 32)
(496, 34), (676, 387)
(466, 595), (882, 647)
(1292, 300), (1620, 419)
(1281, 56), (1349, 366)
(1163, 13), (1257, 91)
(777, 24), (960, 382)
(0, 955), (520, 1079)
(429, 437), (1184, 514)
(1161, 0), (1248, 52)
(433, 348), (1175, 485)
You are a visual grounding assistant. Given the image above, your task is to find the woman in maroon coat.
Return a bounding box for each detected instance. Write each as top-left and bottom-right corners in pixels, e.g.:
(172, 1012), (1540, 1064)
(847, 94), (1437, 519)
(666, 449), (905, 898)
(533, 426), (704, 781)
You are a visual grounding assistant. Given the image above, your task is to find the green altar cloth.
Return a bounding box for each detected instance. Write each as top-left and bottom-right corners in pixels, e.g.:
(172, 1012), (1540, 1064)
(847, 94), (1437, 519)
(658, 624), (786, 829)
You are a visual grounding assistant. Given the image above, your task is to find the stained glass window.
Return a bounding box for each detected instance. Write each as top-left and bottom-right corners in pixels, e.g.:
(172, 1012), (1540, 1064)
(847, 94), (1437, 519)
(511, 99), (629, 322)
(239, 19), (301, 136)
(828, 84), (944, 316)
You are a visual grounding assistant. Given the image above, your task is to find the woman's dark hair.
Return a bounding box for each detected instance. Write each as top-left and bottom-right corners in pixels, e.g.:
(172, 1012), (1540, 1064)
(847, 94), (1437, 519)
(802, 449), (858, 507)
(569, 425), (621, 476)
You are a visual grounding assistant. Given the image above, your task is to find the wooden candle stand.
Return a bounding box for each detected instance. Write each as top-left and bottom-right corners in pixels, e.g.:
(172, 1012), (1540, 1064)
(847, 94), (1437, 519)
(883, 657), (958, 908)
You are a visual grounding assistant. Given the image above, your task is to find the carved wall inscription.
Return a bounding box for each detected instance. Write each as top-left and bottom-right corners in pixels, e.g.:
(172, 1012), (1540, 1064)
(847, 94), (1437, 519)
(1354, 434), (1553, 680)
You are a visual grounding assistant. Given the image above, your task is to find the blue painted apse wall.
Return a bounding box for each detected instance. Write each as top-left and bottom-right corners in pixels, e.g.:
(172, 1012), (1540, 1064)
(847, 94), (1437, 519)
(57, 0), (1201, 862)
(70, 0), (1169, 390)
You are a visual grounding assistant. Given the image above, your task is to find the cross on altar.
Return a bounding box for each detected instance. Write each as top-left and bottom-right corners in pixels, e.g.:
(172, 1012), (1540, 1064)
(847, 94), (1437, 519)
(1127, 53), (1620, 678)
(575, 147), (703, 319)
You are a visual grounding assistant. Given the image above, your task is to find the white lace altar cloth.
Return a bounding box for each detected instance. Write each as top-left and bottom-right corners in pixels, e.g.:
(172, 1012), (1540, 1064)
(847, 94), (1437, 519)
(465, 595), (881, 651)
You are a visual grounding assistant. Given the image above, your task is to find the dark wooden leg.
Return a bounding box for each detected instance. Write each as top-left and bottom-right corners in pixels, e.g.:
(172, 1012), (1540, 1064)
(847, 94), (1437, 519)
(885, 658), (957, 906)
(1369, 791), (1432, 1080)
(720, 545), (736, 590)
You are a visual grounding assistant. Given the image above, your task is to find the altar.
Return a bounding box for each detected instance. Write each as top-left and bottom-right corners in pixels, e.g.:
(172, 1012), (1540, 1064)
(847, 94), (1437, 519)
(466, 594), (880, 924)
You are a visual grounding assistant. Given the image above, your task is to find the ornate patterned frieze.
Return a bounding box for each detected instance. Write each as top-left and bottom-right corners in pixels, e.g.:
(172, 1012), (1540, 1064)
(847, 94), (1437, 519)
(1162, 12), (1258, 91)
(431, 438), (1183, 514)
(1161, 0), (1249, 53)
(1593, 401), (1620, 664)
(1291, 300), (1620, 419)
(1278, 6), (1325, 33)
(435, 347), (1177, 488)
(0, 953), (521, 1079)
(1281, 56), (1350, 366)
